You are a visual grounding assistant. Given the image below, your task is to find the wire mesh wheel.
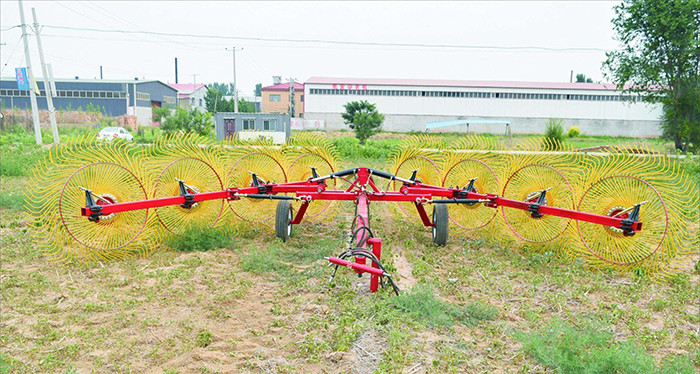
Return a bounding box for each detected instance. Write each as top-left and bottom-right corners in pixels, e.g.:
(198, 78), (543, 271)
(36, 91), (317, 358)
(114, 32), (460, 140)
(392, 154), (441, 219)
(58, 162), (149, 251)
(227, 152), (288, 223)
(501, 164), (575, 243)
(287, 153), (336, 220)
(441, 158), (499, 230)
(152, 157), (225, 235)
(577, 175), (668, 265)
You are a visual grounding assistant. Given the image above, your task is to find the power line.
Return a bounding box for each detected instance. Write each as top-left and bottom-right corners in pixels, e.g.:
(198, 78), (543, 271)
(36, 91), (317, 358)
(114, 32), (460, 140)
(1, 25), (21, 32)
(41, 24), (613, 53)
(1, 37), (23, 75)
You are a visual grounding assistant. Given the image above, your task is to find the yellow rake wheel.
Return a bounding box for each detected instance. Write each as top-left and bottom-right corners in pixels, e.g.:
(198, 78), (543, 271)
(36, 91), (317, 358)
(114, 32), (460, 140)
(392, 154), (442, 219)
(502, 164), (575, 243)
(441, 158), (500, 230)
(58, 162), (149, 251)
(153, 157), (225, 235)
(227, 152), (288, 223)
(577, 175), (668, 265)
(287, 153), (337, 219)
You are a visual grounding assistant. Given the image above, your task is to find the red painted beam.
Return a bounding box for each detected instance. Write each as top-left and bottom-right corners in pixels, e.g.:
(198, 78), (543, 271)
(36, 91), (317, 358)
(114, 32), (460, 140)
(327, 257), (386, 277)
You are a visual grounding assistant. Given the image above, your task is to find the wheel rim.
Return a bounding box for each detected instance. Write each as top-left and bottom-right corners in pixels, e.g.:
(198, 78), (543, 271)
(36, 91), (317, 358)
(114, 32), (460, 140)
(441, 158), (499, 230)
(501, 164), (575, 243)
(577, 175), (668, 265)
(227, 152), (287, 223)
(153, 157), (225, 235)
(58, 162), (148, 251)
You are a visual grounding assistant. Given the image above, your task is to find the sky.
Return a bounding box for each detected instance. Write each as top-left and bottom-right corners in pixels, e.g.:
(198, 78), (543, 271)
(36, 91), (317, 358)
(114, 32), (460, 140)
(0, 1), (622, 97)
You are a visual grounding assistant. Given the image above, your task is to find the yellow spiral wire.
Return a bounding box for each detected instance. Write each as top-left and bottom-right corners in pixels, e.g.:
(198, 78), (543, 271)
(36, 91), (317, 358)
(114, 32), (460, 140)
(146, 134), (228, 237)
(440, 136), (505, 240)
(221, 136), (288, 227)
(25, 136), (158, 263)
(387, 135), (445, 220)
(284, 133), (340, 222)
(573, 146), (699, 280)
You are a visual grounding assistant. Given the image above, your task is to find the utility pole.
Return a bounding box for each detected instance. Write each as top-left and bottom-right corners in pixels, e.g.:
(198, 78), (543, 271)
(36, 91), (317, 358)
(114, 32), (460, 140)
(18, 0), (41, 144)
(287, 77), (296, 118)
(32, 7), (59, 144)
(225, 47), (241, 112)
(100, 65), (103, 79)
(174, 57), (178, 84)
(191, 73), (199, 86)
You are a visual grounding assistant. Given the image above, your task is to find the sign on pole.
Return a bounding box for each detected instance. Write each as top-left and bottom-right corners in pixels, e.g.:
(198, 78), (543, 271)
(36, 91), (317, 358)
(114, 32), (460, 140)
(15, 67), (30, 90)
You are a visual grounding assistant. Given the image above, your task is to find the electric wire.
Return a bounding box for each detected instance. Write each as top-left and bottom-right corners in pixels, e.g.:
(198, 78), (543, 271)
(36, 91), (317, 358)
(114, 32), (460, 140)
(41, 24), (613, 53)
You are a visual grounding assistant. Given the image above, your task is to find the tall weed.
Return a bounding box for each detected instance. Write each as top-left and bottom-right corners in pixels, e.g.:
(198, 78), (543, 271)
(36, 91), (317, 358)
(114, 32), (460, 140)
(515, 318), (695, 374)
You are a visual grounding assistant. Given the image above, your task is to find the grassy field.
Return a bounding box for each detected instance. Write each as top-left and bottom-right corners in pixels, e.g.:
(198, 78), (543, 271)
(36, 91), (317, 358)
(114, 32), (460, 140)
(1, 127), (699, 373)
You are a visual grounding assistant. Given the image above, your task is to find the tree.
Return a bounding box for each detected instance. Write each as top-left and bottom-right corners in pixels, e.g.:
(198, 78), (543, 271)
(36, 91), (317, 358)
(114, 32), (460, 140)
(210, 82), (235, 96)
(204, 89), (255, 113)
(161, 107), (214, 136)
(342, 100), (384, 144)
(603, 0), (700, 151)
(152, 105), (171, 123)
(576, 74), (594, 83)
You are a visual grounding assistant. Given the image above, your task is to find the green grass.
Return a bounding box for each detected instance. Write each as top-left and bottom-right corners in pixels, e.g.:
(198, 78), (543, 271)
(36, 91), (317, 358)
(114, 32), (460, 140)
(165, 226), (236, 252)
(392, 284), (498, 327)
(515, 318), (696, 374)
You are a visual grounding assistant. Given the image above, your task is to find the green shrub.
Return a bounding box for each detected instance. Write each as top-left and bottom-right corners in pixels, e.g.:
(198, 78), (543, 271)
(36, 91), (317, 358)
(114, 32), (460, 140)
(331, 137), (400, 160)
(544, 118), (565, 150)
(567, 126), (581, 138)
(515, 318), (695, 374)
(161, 107), (213, 136)
(195, 330), (212, 347)
(392, 284), (497, 327)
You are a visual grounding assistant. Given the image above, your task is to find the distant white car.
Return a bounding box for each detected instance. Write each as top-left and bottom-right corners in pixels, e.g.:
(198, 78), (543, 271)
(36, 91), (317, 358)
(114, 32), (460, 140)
(97, 127), (134, 141)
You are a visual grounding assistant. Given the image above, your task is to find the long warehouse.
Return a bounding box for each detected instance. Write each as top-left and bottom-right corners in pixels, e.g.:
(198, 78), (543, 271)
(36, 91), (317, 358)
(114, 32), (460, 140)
(303, 77), (663, 137)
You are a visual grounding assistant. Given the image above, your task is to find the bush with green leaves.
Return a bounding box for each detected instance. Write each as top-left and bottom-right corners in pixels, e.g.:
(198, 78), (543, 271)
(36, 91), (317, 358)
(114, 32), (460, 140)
(543, 118), (565, 150)
(515, 318), (695, 374)
(161, 107), (213, 136)
(567, 126), (581, 138)
(341, 100), (384, 145)
(152, 105), (172, 123)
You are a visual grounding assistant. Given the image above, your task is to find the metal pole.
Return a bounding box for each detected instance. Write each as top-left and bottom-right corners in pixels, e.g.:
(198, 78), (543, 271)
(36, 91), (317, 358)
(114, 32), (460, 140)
(32, 7), (59, 144)
(100, 65), (103, 79)
(226, 47), (240, 113)
(18, 0), (42, 144)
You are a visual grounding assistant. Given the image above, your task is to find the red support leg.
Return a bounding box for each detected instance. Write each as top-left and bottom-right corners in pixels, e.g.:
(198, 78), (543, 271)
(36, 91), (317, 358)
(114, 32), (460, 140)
(368, 238), (382, 292)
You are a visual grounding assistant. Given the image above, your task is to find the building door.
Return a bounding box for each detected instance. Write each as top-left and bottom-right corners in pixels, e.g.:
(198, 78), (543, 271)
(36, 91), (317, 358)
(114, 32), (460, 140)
(151, 101), (161, 108)
(225, 118), (235, 138)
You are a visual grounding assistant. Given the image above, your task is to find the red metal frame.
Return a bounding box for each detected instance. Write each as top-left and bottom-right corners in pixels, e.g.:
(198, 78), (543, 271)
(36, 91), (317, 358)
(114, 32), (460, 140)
(79, 166), (645, 292)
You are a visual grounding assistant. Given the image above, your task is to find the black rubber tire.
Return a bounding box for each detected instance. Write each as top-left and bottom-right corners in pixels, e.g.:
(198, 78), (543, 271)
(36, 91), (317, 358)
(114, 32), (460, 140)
(275, 200), (293, 242)
(432, 204), (449, 246)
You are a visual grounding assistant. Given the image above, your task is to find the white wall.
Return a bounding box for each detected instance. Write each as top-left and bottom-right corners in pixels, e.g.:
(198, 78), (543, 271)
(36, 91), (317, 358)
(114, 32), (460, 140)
(304, 83), (663, 137)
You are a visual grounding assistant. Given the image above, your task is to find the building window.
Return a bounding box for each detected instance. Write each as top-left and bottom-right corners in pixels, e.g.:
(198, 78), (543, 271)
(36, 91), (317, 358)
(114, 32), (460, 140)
(136, 92), (150, 101)
(163, 95), (176, 104)
(300, 95), (304, 102)
(270, 94), (281, 102)
(242, 119), (254, 130)
(263, 119), (276, 131)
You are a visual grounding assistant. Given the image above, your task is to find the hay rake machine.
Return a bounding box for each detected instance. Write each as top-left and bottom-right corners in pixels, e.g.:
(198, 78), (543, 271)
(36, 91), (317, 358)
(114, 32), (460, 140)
(25, 133), (698, 292)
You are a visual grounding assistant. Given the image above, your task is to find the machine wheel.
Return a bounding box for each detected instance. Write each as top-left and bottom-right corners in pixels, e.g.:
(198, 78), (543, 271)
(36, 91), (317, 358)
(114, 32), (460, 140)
(275, 200), (294, 242)
(432, 204), (449, 246)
